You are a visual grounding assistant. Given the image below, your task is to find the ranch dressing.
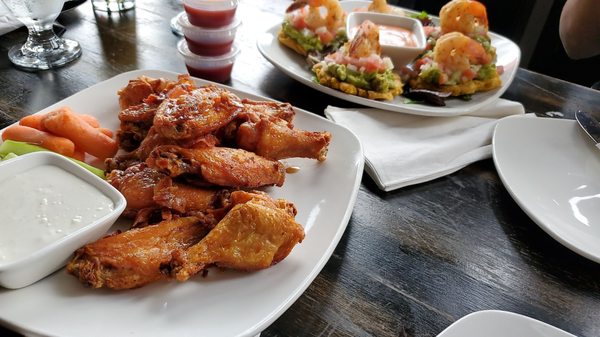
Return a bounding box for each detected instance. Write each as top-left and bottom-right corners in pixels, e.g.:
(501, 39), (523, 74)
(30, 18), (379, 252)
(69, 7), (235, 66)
(0, 165), (114, 264)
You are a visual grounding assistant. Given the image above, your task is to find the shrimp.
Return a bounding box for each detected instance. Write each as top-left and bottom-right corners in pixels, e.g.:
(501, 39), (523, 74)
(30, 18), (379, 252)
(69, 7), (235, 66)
(348, 20), (381, 58)
(367, 0), (405, 16)
(439, 0), (488, 37)
(433, 32), (491, 75)
(288, 0), (346, 32)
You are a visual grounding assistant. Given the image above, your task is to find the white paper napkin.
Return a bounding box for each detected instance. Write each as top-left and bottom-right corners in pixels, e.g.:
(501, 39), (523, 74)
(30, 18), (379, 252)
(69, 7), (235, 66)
(325, 99), (525, 191)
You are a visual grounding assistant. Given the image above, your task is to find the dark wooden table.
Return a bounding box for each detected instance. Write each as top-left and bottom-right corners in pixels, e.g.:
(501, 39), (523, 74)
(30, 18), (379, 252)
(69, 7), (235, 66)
(1, 1), (600, 336)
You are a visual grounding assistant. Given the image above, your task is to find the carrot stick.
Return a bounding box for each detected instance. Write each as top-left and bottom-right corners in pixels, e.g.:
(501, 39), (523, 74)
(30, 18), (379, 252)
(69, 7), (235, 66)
(77, 114), (100, 128)
(20, 112), (101, 130)
(1, 125), (75, 157)
(42, 107), (118, 160)
(72, 148), (86, 161)
(19, 114), (48, 131)
(98, 127), (114, 138)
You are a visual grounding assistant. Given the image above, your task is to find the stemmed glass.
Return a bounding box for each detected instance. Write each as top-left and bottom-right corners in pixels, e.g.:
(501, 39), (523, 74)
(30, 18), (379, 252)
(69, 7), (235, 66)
(1, 0), (82, 70)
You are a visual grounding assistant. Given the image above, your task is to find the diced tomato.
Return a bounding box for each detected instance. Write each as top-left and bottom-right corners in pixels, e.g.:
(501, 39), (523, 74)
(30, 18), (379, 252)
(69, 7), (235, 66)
(291, 14), (307, 30)
(462, 68), (477, 81)
(412, 58), (429, 71)
(438, 73), (448, 85)
(362, 57), (381, 72)
(317, 30), (334, 44)
(497, 65), (504, 75)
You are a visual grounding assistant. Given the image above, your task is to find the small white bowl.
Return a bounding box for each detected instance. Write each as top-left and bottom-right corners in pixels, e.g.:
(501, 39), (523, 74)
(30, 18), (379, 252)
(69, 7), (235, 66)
(178, 39), (240, 83)
(0, 152), (126, 289)
(346, 12), (426, 67)
(178, 12), (241, 56)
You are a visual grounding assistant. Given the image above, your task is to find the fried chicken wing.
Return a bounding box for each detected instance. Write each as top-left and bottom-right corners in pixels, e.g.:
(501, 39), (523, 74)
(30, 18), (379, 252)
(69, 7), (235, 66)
(117, 75), (196, 110)
(117, 75), (198, 151)
(146, 145), (286, 188)
(236, 118), (331, 161)
(67, 216), (214, 289)
(166, 191), (305, 281)
(106, 127), (220, 172)
(153, 85), (244, 141)
(241, 98), (296, 124)
(106, 163), (164, 217)
(153, 177), (229, 214)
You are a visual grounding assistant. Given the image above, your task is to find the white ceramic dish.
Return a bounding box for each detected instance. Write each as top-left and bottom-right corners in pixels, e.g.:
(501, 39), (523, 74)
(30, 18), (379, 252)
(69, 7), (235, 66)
(0, 69), (364, 337)
(346, 11), (425, 67)
(438, 310), (576, 337)
(257, 0), (521, 117)
(493, 115), (600, 262)
(0, 151), (126, 289)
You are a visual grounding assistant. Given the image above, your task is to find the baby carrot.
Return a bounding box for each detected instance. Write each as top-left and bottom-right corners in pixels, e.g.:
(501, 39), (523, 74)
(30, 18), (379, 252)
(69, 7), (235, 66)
(77, 114), (100, 128)
(42, 107), (118, 160)
(98, 127), (114, 138)
(1, 124), (75, 157)
(20, 111), (100, 130)
(19, 114), (48, 131)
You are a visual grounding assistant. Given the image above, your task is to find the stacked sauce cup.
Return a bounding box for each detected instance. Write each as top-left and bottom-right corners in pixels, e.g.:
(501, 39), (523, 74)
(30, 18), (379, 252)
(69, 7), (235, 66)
(177, 0), (240, 83)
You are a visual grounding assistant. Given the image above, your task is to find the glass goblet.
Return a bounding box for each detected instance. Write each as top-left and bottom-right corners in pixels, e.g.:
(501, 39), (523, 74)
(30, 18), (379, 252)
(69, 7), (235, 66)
(1, 0), (82, 70)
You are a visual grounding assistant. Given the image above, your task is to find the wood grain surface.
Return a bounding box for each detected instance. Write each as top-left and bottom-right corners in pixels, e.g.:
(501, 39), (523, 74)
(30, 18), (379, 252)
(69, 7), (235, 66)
(1, 1), (600, 336)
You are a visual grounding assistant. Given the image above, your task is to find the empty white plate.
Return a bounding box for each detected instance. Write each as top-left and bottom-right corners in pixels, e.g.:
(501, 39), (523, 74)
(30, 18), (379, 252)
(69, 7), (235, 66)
(493, 115), (600, 262)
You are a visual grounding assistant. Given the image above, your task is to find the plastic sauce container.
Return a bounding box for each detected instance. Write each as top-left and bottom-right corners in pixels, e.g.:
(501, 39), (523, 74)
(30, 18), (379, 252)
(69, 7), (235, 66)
(178, 39), (240, 83)
(183, 0), (238, 28)
(178, 13), (241, 56)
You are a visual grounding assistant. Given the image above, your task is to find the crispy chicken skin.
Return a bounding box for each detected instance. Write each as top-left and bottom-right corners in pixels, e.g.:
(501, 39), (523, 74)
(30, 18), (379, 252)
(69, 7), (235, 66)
(166, 191), (305, 281)
(117, 75), (197, 151)
(118, 75), (196, 110)
(66, 216), (214, 289)
(241, 98), (296, 124)
(106, 163), (164, 216)
(153, 177), (228, 214)
(146, 145), (286, 188)
(107, 163), (229, 218)
(153, 85), (244, 141)
(236, 118), (332, 161)
(106, 127), (220, 172)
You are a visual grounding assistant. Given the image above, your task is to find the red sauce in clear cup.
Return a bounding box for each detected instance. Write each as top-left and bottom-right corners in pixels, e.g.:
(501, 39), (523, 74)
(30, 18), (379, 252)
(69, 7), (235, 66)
(185, 38), (234, 56)
(184, 5), (237, 28)
(186, 63), (234, 83)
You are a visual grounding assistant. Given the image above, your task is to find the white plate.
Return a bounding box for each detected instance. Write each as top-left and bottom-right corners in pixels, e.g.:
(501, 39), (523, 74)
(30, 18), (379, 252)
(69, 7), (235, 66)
(493, 115), (600, 262)
(438, 310), (575, 337)
(0, 69), (364, 337)
(257, 0), (521, 117)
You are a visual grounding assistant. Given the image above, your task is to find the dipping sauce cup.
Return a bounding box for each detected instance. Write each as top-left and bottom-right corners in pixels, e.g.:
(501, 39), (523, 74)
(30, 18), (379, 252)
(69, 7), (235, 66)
(0, 152), (125, 289)
(178, 39), (240, 83)
(178, 13), (241, 56)
(346, 12), (426, 68)
(183, 0), (238, 28)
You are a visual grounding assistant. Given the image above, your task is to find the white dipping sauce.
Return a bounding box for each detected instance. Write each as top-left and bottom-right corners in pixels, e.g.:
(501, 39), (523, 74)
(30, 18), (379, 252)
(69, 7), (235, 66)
(0, 164), (114, 264)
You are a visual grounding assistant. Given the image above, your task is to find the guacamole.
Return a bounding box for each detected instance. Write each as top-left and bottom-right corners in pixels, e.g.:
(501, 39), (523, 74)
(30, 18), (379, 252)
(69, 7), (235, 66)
(324, 62), (399, 92)
(281, 21), (347, 53)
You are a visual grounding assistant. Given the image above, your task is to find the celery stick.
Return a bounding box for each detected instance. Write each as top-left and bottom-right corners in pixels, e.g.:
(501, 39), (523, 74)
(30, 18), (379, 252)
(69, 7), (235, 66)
(1, 152), (18, 161)
(0, 140), (106, 178)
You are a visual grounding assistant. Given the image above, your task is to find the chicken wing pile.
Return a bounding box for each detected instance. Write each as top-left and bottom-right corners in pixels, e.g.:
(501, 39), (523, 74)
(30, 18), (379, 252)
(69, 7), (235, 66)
(66, 75), (331, 289)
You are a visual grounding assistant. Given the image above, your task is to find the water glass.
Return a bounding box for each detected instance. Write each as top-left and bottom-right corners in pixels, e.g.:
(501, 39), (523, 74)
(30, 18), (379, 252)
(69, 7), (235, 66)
(1, 0), (82, 70)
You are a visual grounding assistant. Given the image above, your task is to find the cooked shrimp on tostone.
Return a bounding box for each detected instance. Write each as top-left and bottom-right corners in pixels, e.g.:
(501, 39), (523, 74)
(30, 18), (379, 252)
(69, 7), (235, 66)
(286, 0), (346, 42)
(439, 0), (488, 38)
(433, 31), (491, 75)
